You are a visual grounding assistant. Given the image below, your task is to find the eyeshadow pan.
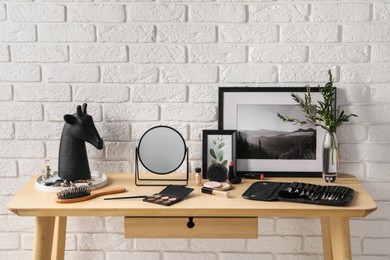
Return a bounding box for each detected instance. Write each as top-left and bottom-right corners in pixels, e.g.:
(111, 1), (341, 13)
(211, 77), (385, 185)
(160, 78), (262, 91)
(142, 185), (194, 206)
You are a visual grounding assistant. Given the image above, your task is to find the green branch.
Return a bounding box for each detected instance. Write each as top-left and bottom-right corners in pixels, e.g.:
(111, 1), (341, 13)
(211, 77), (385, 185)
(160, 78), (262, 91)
(278, 70), (357, 133)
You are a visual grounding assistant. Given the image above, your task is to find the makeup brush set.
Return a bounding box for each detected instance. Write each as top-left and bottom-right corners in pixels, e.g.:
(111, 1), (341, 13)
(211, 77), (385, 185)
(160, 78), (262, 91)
(242, 181), (354, 206)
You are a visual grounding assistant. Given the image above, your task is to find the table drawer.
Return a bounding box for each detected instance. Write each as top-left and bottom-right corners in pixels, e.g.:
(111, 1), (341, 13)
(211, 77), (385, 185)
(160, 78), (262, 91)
(124, 217), (258, 238)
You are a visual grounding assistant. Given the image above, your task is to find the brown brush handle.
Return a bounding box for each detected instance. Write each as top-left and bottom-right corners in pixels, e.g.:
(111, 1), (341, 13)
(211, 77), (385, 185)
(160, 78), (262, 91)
(56, 187), (127, 204)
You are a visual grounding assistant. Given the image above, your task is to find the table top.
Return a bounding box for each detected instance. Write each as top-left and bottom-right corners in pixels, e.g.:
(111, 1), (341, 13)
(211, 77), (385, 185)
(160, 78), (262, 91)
(7, 173), (377, 218)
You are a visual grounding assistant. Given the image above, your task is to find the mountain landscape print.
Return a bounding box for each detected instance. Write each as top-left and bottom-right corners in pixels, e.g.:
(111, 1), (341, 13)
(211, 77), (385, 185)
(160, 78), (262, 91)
(236, 128), (316, 160)
(236, 104), (317, 160)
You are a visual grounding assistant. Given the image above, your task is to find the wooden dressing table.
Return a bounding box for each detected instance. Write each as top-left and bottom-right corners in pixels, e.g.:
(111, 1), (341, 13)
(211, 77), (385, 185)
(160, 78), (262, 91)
(7, 173), (376, 260)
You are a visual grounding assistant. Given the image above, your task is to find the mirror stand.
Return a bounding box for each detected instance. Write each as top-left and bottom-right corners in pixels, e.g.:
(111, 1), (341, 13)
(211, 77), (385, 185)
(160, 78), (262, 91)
(134, 147), (189, 186)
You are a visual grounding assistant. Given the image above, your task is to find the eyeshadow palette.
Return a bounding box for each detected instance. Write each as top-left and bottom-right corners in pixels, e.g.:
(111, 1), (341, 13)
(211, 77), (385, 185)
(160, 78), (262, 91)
(143, 185), (194, 206)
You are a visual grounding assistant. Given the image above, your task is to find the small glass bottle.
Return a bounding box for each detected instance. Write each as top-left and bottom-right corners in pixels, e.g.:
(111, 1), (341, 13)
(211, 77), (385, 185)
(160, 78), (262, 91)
(195, 167), (202, 186)
(42, 159), (52, 182)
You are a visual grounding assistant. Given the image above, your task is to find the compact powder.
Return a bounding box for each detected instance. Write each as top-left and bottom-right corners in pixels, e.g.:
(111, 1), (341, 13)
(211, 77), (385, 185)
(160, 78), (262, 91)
(154, 194), (162, 199)
(214, 182), (232, 191)
(168, 197), (177, 202)
(146, 196), (155, 201)
(161, 196), (170, 200)
(203, 181), (222, 188)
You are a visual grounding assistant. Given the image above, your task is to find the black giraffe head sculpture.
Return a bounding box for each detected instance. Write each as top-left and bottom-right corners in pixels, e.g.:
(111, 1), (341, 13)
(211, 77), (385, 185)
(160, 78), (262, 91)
(58, 103), (103, 181)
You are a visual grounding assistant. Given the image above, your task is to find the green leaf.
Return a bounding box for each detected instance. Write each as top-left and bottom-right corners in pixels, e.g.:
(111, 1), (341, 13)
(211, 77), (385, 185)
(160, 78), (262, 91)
(212, 140), (217, 145)
(218, 150), (223, 161)
(210, 149), (217, 159)
(211, 159), (217, 164)
(222, 160), (228, 167)
(218, 142), (225, 149)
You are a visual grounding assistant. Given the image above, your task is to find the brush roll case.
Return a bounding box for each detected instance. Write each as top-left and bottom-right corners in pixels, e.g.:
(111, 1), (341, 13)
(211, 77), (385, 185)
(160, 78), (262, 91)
(242, 181), (354, 206)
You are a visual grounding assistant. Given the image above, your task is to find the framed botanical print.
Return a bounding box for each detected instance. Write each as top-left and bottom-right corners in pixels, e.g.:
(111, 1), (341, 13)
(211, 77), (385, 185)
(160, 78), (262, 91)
(218, 87), (327, 177)
(202, 130), (236, 179)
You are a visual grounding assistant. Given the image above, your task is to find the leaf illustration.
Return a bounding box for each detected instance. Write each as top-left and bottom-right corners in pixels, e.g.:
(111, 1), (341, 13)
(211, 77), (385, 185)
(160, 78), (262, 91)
(218, 150), (223, 161)
(211, 159), (217, 164)
(218, 142), (225, 149)
(212, 140), (217, 145)
(210, 148), (217, 159)
(222, 160), (228, 167)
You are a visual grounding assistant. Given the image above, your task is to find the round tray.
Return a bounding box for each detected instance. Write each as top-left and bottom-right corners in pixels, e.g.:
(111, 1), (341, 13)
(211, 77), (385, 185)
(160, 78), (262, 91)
(35, 171), (107, 192)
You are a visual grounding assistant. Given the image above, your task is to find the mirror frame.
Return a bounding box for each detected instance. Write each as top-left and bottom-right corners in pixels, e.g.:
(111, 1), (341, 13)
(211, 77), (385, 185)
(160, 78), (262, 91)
(137, 125), (187, 175)
(134, 125), (189, 186)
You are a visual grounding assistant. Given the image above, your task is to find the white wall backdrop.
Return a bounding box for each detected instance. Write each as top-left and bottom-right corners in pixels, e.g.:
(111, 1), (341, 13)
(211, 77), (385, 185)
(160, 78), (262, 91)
(1, 0), (390, 259)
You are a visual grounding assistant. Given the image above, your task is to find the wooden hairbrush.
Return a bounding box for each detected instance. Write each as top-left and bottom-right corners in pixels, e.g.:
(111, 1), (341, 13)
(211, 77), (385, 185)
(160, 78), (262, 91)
(56, 186), (126, 203)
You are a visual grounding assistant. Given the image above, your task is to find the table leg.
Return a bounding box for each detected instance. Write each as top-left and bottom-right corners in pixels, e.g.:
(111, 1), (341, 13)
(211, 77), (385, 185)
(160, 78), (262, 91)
(51, 216), (67, 260)
(321, 217), (333, 260)
(33, 216), (55, 260)
(321, 217), (352, 260)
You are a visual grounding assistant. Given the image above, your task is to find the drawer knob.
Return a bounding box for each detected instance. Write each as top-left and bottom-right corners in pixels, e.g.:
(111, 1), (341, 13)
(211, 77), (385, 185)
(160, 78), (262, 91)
(187, 217), (195, 229)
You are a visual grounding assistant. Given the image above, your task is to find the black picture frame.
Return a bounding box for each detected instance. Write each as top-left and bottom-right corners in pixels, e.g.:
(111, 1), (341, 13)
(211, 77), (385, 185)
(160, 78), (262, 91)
(218, 87), (330, 177)
(202, 130), (237, 179)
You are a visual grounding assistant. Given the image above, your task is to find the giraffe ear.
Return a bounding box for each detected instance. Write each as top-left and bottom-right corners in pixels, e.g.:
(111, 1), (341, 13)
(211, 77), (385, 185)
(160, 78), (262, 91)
(64, 114), (77, 125)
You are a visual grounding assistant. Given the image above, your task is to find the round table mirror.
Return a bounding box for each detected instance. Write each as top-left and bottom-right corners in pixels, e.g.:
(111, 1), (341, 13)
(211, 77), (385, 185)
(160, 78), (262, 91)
(138, 126), (186, 175)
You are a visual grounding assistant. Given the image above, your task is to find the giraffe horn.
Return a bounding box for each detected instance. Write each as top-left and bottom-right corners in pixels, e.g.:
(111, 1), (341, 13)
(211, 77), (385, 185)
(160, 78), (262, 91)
(76, 105), (82, 117)
(82, 103), (87, 114)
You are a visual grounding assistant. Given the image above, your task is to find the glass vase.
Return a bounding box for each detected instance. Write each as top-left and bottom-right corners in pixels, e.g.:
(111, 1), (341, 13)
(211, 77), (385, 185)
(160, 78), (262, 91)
(322, 131), (339, 183)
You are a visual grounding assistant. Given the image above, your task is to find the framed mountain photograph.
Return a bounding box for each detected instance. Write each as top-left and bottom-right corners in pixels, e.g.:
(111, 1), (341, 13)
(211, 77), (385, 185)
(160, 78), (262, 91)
(218, 87), (327, 177)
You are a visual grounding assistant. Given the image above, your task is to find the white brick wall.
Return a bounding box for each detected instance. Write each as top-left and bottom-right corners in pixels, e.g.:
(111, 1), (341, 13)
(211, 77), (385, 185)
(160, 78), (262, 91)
(1, 1), (390, 259)
(131, 45), (186, 63)
(0, 23), (36, 42)
(69, 4), (126, 23)
(0, 64), (40, 82)
(128, 4), (186, 22)
(12, 44), (69, 63)
(99, 24), (155, 43)
(8, 4), (66, 22)
(39, 24), (96, 42)
(71, 45), (128, 63)
(251, 4), (309, 22)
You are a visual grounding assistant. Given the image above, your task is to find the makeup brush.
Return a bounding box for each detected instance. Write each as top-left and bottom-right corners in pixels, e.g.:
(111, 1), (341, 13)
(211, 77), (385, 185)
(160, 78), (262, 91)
(201, 187), (230, 198)
(56, 186), (126, 203)
(104, 195), (146, 200)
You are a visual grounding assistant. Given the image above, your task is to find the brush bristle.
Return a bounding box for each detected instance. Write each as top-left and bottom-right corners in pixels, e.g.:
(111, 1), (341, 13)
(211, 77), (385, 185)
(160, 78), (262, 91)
(56, 186), (91, 200)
